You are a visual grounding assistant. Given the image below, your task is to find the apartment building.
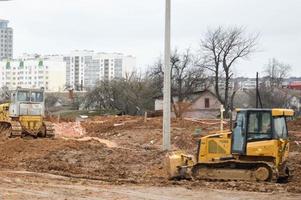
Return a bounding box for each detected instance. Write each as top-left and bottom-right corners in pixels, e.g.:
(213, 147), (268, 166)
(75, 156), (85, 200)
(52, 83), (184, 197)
(0, 50), (135, 92)
(0, 55), (66, 92)
(0, 19), (13, 60)
(240, 79), (257, 90)
(64, 50), (92, 91)
(65, 50), (136, 90)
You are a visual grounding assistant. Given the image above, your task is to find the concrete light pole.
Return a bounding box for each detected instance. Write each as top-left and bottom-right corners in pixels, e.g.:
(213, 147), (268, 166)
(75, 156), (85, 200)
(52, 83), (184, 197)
(163, 0), (171, 151)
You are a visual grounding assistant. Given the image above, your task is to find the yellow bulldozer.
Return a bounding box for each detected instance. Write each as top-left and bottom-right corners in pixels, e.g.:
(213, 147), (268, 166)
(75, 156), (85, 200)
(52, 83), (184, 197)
(166, 108), (294, 182)
(0, 88), (54, 138)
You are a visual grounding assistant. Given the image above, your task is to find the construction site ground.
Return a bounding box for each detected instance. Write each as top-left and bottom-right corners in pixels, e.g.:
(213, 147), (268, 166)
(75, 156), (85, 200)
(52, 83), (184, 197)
(0, 115), (301, 199)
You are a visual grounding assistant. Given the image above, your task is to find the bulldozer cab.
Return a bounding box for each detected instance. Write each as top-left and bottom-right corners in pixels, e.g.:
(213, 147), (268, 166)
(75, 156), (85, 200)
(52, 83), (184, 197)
(12, 89), (44, 103)
(9, 88), (45, 117)
(232, 109), (294, 155)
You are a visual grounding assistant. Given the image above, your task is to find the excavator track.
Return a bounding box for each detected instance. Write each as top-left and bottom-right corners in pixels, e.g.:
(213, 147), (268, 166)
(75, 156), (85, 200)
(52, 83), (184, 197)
(191, 160), (276, 182)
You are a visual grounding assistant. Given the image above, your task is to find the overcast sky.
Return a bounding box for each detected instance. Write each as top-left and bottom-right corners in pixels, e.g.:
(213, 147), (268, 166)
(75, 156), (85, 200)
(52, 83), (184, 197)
(0, 0), (300, 77)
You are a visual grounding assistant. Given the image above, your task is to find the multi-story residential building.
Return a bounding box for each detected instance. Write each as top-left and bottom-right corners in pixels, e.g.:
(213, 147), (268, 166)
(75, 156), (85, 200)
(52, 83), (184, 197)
(0, 55), (66, 92)
(0, 19), (13, 61)
(64, 50), (93, 91)
(0, 49), (135, 92)
(240, 79), (257, 90)
(65, 50), (136, 90)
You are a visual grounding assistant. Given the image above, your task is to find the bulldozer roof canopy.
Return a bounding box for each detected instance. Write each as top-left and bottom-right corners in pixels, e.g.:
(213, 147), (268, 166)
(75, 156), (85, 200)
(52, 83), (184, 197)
(236, 108), (294, 117)
(15, 88), (44, 92)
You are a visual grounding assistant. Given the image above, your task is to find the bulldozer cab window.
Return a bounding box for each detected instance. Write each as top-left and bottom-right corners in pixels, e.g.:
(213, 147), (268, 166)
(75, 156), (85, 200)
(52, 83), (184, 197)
(232, 111), (247, 154)
(31, 92), (44, 102)
(273, 117), (288, 139)
(17, 91), (30, 101)
(247, 111), (272, 141)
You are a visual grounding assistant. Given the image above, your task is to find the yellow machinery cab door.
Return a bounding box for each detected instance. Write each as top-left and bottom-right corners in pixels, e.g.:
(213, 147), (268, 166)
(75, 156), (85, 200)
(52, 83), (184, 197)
(231, 111), (247, 155)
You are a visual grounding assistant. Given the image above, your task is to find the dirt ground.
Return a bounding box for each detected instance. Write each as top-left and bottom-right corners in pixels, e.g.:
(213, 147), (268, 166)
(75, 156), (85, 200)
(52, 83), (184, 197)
(0, 170), (300, 200)
(0, 115), (301, 198)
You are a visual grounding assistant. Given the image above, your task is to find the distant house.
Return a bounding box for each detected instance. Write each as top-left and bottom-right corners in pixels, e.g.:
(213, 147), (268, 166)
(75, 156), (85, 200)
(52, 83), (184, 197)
(288, 81), (301, 90)
(285, 89), (301, 113)
(154, 90), (222, 119)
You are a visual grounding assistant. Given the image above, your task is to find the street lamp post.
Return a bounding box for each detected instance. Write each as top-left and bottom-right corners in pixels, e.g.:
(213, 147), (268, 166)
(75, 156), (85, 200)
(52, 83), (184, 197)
(163, 0), (171, 151)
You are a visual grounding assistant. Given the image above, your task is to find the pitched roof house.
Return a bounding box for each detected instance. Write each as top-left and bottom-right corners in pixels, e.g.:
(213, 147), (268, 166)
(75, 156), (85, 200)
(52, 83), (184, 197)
(155, 90), (222, 119)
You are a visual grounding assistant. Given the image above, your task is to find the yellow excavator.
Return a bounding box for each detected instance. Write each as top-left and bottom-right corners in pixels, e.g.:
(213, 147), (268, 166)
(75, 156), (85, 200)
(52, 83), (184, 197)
(0, 88), (54, 138)
(166, 108), (293, 182)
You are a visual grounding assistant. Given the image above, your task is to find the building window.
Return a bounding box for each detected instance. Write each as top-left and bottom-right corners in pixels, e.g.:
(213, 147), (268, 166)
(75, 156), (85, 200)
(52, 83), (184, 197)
(19, 61), (24, 68)
(205, 98), (210, 108)
(38, 60), (43, 67)
(6, 61), (10, 69)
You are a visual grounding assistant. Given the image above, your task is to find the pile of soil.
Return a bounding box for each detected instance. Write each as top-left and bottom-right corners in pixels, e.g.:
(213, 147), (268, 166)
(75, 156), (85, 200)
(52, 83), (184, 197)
(82, 115), (144, 135)
(0, 137), (74, 169)
(25, 141), (167, 184)
(288, 117), (301, 131)
(82, 116), (228, 153)
(0, 136), (167, 184)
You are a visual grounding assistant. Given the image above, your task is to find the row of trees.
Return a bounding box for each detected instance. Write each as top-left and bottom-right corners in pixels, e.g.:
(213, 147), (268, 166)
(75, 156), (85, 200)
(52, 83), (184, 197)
(82, 26), (293, 117)
(84, 74), (157, 115)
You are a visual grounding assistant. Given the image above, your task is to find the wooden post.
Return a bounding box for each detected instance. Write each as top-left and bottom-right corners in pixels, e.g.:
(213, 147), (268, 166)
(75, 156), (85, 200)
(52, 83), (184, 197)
(220, 105), (225, 131)
(144, 112), (148, 123)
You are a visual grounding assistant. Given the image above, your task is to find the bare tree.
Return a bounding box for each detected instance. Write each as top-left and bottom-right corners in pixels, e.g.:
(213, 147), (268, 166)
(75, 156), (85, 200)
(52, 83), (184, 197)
(85, 80), (113, 110)
(200, 26), (258, 115)
(263, 58), (291, 88)
(45, 94), (60, 109)
(247, 59), (292, 108)
(150, 49), (209, 118)
(247, 86), (291, 108)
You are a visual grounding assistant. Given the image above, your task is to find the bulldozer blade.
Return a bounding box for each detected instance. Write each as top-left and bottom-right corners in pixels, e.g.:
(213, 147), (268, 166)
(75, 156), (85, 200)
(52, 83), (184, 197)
(165, 151), (196, 179)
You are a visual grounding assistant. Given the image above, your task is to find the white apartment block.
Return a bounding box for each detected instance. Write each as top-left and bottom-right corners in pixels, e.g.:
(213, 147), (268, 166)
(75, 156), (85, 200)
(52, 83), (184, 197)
(240, 80), (257, 90)
(0, 19), (13, 60)
(64, 50), (92, 91)
(65, 50), (136, 90)
(0, 56), (66, 92)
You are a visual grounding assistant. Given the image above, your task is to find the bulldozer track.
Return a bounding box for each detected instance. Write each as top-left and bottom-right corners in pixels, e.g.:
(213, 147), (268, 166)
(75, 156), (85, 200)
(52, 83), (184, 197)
(43, 121), (55, 138)
(191, 160), (276, 182)
(0, 121), (22, 138)
(0, 121), (55, 139)
(10, 121), (23, 137)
